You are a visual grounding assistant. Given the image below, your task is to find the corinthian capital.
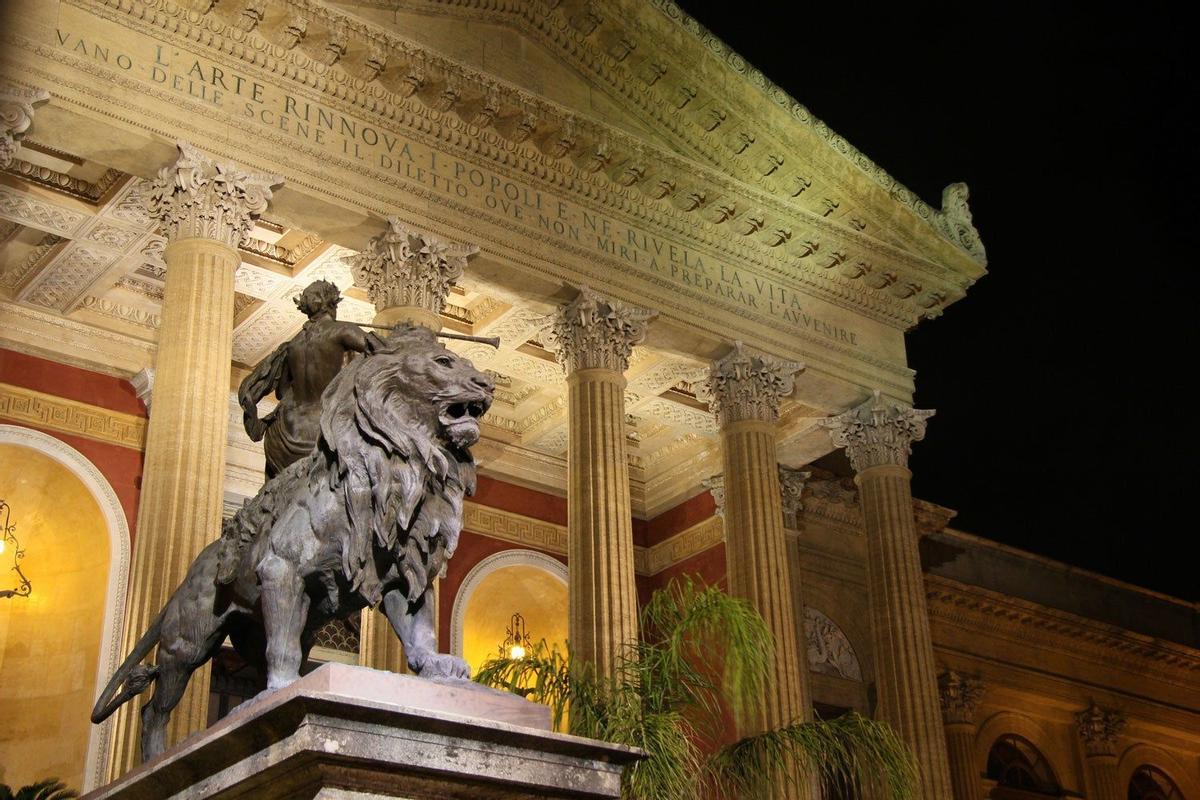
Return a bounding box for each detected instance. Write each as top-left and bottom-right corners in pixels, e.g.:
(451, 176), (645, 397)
(820, 389), (934, 471)
(1076, 703), (1126, 757)
(700, 342), (803, 426)
(938, 670), (985, 725)
(1, 84), (50, 168)
(348, 217), (477, 323)
(146, 141), (281, 248)
(545, 286), (657, 373)
(778, 466), (811, 524)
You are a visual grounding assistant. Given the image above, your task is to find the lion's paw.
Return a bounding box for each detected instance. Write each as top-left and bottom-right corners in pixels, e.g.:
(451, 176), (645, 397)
(412, 652), (471, 680)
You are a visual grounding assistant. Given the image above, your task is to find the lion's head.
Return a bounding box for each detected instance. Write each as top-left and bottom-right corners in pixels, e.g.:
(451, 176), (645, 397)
(316, 325), (494, 604)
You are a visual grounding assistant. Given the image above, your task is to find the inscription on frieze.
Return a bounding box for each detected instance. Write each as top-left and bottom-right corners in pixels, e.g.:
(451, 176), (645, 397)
(48, 10), (875, 353)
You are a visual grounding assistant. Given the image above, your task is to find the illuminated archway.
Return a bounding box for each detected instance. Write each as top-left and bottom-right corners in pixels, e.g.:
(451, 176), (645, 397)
(0, 425), (130, 792)
(451, 549), (568, 675)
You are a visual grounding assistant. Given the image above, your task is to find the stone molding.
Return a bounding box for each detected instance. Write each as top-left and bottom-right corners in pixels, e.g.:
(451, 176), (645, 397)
(700, 341), (803, 425)
(35, 0), (981, 333)
(346, 216), (477, 318)
(146, 140), (282, 248)
(938, 670), (985, 725)
(0, 82), (49, 168)
(821, 389), (934, 471)
(926, 575), (1200, 680)
(0, 381), (146, 449)
(1076, 703), (1127, 757)
(545, 286), (657, 373)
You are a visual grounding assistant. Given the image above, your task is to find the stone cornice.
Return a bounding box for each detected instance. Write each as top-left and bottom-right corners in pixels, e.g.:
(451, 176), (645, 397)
(926, 575), (1200, 681)
(56, 0), (977, 331)
(350, 1), (988, 275)
(0, 381), (146, 449)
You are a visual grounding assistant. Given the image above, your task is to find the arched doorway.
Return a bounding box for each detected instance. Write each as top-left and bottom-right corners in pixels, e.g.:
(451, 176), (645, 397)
(451, 550), (568, 676)
(986, 734), (1063, 800)
(0, 425), (130, 792)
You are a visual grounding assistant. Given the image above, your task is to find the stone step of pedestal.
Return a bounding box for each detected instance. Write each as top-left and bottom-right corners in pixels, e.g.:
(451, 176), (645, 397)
(85, 663), (640, 800)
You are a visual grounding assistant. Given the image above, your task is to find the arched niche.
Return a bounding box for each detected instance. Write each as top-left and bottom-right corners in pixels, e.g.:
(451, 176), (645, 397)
(1119, 745), (1198, 800)
(976, 711), (1075, 798)
(0, 425), (130, 793)
(450, 549), (567, 675)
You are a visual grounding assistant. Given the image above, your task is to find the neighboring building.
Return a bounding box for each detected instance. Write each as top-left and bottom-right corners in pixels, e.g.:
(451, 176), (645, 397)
(0, 1), (1195, 798)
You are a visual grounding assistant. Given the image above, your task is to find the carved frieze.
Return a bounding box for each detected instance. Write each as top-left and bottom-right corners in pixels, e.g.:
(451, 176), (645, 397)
(347, 216), (477, 317)
(145, 141), (281, 248)
(700, 342), (803, 425)
(821, 389), (934, 471)
(937, 670), (985, 725)
(544, 286), (657, 374)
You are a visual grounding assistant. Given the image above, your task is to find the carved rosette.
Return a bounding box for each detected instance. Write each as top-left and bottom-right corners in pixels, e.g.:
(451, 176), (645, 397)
(0, 85), (50, 168)
(701, 473), (725, 517)
(778, 466), (811, 522)
(545, 286), (657, 374)
(347, 217), (478, 318)
(700, 342), (803, 426)
(145, 141), (281, 248)
(938, 670), (985, 725)
(820, 389), (935, 471)
(1076, 703), (1126, 757)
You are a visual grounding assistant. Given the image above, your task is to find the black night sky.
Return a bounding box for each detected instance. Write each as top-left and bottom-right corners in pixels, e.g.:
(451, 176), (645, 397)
(676, 3), (1197, 601)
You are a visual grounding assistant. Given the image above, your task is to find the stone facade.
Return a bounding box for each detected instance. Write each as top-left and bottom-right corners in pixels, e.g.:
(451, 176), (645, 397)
(0, 2), (1196, 799)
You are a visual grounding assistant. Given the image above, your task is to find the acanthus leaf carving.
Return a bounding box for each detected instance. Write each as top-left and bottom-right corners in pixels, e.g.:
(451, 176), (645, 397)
(0, 83), (50, 168)
(346, 216), (477, 318)
(1076, 703), (1126, 757)
(145, 141), (281, 249)
(699, 342), (803, 425)
(820, 389), (934, 471)
(938, 670), (985, 725)
(544, 286), (657, 373)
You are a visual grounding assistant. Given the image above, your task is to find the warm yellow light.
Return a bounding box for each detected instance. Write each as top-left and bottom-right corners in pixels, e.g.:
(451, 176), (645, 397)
(509, 644), (526, 660)
(0, 539), (5, 555)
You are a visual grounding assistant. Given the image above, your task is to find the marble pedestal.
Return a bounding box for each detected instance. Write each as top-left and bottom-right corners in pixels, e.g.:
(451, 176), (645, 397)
(85, 663), (640, 799)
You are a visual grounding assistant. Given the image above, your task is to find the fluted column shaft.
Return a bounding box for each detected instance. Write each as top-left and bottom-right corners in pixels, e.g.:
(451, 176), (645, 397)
(939, 671), (986, 800)
(547, 287), (654, 680)
(824, 391), (952, 800)
(108, 143), (279, 778)
(1078, 704), (1127, 800)
(703, 343), (811, 800)
(568, 367), (639, 677)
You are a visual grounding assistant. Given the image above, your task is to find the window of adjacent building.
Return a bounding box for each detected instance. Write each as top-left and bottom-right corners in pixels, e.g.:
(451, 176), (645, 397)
(1128, 766), (1184, 800)
(986, 735), (1062, 798)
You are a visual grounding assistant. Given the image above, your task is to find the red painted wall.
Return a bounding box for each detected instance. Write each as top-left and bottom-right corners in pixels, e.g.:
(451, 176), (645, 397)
(0, 349), (145, 542)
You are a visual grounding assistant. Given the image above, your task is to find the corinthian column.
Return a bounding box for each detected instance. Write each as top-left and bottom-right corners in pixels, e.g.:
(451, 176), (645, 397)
(1077, 703), (1127, 800)
(348, 216), (478, 330)
(108, 142), (279, 777)
(701, 345), (812, 750)
(939, 671), (985, 800)
(821, 390), (952, 800)
(546, 286), (655, 680)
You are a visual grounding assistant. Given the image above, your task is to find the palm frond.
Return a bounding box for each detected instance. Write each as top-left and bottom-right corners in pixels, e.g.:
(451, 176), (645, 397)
(706, 713), (917, 800)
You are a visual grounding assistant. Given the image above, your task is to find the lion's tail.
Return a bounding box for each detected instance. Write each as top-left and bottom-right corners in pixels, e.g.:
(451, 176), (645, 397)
(90, 609), (164, 723)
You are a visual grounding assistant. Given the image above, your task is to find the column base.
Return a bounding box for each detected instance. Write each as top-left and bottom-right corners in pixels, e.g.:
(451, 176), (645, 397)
(83, 663), (639, 800)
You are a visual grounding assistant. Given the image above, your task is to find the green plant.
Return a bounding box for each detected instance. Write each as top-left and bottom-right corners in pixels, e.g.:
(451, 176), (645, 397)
(0, 779), (80, 800)
(475, 576), (916, 800)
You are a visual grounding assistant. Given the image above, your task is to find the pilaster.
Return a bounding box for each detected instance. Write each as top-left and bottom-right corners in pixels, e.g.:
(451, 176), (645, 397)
(545, 286), (655, 680)
(347, 216), (477, 330)
(1077, 703), (1127, 800)
(821, 390), (951, 800)
(938, 671), (985, 800)
(108, 142), (280, 778)
(701, 343), (811, 800)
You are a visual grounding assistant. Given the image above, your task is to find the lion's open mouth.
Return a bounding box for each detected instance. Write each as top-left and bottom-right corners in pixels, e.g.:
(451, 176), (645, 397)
(438, 398), (490, 446)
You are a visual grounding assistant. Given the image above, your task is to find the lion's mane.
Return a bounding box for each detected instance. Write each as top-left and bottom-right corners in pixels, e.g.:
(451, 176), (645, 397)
(218, 326), (477, 608)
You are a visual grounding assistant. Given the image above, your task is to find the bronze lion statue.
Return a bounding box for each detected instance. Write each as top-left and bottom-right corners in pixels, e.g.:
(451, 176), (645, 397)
(91, 325), (493, 762)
